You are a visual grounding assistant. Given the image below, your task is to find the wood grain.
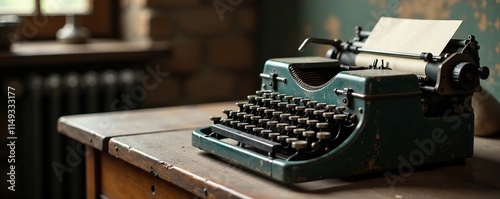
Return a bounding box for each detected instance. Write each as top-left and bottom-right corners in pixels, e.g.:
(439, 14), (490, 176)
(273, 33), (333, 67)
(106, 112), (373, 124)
(100, 149), (194, 199)
(108, 130), (500, 199)
(58, 101), (235, 151)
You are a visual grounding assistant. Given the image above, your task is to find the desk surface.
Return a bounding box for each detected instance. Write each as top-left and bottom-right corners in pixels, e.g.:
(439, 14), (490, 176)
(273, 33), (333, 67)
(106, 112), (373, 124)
(58, 102), (500, 198)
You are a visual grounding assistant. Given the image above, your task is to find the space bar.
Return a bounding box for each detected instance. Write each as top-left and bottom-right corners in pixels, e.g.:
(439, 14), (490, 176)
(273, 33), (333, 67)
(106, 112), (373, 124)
(211, 124), (282, 153)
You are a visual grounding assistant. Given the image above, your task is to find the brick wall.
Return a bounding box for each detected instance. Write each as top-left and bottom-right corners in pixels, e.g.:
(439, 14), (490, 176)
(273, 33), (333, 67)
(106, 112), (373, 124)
(121, 0), (258, 107)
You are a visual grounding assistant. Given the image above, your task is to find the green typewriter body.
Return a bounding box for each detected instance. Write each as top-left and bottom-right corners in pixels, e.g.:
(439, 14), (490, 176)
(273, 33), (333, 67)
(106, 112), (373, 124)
(192, 25), (489, 183)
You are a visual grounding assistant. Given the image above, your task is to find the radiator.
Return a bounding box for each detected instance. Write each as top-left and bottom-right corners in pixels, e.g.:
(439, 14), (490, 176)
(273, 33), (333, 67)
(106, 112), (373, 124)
(2, 69), (143, 199)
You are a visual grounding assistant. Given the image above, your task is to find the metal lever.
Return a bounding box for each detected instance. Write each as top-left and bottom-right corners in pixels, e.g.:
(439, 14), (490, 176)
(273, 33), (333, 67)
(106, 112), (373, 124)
(298, 38), (340, 52)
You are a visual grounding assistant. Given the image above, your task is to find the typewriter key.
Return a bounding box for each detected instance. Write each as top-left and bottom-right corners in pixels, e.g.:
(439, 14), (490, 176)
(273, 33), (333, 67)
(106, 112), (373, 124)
(316, 122), (329, 131)
(292, 97), (303, 104)
(326, 104), (336, 112)
(284, 95), (294, 103)
(277, 135), (289, 141)
(277, 94), (286, 100)
(255, 90), (264, 95)
(222, 109), (232, 117)
(317, 132), (331, 140)
(333, 114), (347, 120)
(291, 140), (308, 150)
(307, 100), (318, 108)
(268, 132), (281, 141)
(293, 128), (305, 137)
(276, 123), (289, 130)
(253, 127), (264, 135)
(300, 99), (310, 106)
(317, 103), (327, 109)
(336, 106), (346, 112)
(235, 102), (245, 111)
(244, 124), (256, 132)
(286, 137), (298, 143)
(260, 129), (271, 137)
(303, 130), (315, 138)
(209, 116), (221, 124)
(323, 112), (334, 118)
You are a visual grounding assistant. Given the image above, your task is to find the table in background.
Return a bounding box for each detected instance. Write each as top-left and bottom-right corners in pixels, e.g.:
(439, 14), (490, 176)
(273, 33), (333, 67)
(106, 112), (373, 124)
(58, 102), (500, 199)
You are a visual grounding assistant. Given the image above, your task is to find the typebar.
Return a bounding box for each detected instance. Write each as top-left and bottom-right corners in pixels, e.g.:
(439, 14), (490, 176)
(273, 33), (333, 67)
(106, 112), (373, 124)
(211, 124), (283, 154)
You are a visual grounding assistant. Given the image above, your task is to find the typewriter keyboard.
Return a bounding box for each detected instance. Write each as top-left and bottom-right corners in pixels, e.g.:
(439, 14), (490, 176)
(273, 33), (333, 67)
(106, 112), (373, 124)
(207, 90), (358, 161)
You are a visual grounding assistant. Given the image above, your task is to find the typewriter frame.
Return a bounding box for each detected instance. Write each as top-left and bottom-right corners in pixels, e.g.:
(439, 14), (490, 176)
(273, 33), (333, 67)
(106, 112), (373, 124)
(192, 57), (474, 183)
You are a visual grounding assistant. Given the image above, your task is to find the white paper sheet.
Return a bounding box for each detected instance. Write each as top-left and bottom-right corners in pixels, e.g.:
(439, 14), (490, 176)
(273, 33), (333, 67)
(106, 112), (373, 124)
(355, 17), (462, 75)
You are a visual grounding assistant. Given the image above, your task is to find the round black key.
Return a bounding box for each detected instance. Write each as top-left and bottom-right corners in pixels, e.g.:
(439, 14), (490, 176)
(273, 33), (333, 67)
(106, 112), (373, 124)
(285, 125), (297, 131)
(298, 118), (308, 124)
(236, 112), (246, 118)
(247, 95), (257, 101)
(313, 110), (324, 116)
(244, 125), (256, 130)
(286, 137), (298, 143)
(292, 140), (308, 149)
(300, 98), (310, 105)
(271, 100), (280, 106)
(316, 122), (329, 129)
(278, 102), (288, 107)
(210, 116), (221, 122)
(296, 106), (306, 111)
(257, 107), (266, 112)
(280, 113), (291, 119)
(250, 105), (259, 110)
(222, 109), (231, 115)
(255, 90), (264, 95)
(293, 128), (305, 135)
(236, 102), (246, 107)
(261, 129), (271, 136)
(262, 98), (272, 103)
(306, 119), (319, 126)
(272, 111), (283, 117)
(289, 115), (300, 121)
(284, 95), (294, 101)
(243, 103), (252, 109)
(253, 127), (264, 134)
(326, 104), (336, 110)
(251, 116), (262, 121)
(230, 120), (239, 125)
(317, 103), (327, 109)
(243, 114), (254, 119)
(286, 103), (297, 109)
(336, 106), (346, 112)
(305, 108), (315, 114)
(277, 135), (289, 141)
(307, 100), (318, 107)
(258, 118), (270, 124)
(221, 118), (232, 124)
(276, 123), (289, 129)
(266, 121), (278, 126)
(237, 123), (248, 128)
(292, 97), (303, 101)
(302, 130), (315, 137)
(323, 112), (334, 118)
(278, 94), (287, 99)
(317, 132), (331, 140)
(255, 96), (264, 102)
(334, 114), (347, 120)
(264, 109), (275, 114)
(268, 132), (280, 140)
(270, 92), (279, 98)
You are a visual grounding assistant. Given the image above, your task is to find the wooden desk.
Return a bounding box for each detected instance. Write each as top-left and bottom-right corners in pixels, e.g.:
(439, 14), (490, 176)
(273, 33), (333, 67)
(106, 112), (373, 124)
(58, 102), (500, 199)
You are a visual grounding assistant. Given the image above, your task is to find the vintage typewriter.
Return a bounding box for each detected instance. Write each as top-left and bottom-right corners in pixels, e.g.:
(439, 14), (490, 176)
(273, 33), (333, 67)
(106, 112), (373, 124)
(192, 18), (490, 183)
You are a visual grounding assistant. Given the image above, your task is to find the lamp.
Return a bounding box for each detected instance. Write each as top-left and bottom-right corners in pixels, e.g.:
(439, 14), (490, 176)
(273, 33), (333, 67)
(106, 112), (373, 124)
(41, 0), (92, 44)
